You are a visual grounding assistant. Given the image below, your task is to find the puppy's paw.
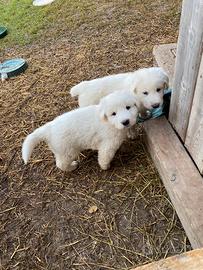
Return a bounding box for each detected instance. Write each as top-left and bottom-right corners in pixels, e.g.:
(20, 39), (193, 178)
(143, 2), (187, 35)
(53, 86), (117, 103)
(100, 163), (110, 170)
(139, 110), (151, 119)
(127, 130), (136, 140)
(127, 126), (139, 140)
(56, 159), (79, 172)
(70, 161), (79, 171)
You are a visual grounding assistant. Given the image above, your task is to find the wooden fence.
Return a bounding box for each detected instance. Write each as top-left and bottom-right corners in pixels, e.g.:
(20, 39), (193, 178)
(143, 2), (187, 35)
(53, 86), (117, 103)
(169, 0), (203, 174)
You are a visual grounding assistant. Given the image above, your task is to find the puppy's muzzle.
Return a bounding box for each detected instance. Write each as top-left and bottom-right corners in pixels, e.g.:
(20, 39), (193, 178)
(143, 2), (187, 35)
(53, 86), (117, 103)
(152, 103), (160, 109)
(122, 119), (130, 127)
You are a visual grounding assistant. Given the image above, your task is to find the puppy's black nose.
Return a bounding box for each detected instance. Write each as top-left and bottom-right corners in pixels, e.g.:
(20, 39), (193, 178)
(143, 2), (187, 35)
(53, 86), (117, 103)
(152, 103), (160, 109)
(122, 119), (130, 126)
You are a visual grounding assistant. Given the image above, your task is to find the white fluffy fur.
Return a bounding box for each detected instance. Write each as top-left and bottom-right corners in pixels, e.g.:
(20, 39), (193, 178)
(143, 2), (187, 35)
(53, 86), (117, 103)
(22, 92), (139, 171)
(70, 67), (169, 111)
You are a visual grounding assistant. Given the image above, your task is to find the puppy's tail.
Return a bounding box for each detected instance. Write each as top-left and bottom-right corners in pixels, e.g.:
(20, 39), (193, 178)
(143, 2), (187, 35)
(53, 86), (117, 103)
(70, 81), (88, 97)
(22, 125), (48, 164)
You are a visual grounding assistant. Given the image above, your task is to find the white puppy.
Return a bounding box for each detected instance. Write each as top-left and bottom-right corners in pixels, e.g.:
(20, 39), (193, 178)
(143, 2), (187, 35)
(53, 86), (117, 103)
(22, 92), (139, 171)
(70, 67), (169, 112)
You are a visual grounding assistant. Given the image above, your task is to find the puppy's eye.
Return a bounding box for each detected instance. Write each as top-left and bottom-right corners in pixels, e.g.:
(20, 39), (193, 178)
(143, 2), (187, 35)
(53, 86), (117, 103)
(126, 106), (131, 110)
(143, 91), (148, 95)
(157, 88), (161, 92)
(112, 112), (116, 116)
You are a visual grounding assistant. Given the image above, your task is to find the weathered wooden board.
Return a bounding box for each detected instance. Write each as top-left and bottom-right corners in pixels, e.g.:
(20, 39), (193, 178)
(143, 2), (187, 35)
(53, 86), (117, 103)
(153, 43), (176, 86)
(185, 55), (203, 174)
(131, 248), (203, 270)
(143, 117), (203, 249)
(169, 0), (203, 141)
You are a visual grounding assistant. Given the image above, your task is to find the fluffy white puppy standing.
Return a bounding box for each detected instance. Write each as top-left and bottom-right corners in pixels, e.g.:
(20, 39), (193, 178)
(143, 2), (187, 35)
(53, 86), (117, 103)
(22, 92), (139, 171)
(70, 67), (169, 112)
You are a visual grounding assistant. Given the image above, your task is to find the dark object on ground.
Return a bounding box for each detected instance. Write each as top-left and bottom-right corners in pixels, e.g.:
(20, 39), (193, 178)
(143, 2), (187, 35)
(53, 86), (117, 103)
(0, 26), (7, 38)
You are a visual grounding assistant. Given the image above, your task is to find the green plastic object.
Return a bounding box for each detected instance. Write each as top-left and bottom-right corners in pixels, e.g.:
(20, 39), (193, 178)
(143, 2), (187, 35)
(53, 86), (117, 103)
(0, 26), (7, 38)
(0, 58), (28, 80)
(137, 88), (172, 123)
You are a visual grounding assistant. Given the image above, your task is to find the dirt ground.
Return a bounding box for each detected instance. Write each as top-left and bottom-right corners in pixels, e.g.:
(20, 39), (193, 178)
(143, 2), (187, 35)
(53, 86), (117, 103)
(0, 0), (192, 269)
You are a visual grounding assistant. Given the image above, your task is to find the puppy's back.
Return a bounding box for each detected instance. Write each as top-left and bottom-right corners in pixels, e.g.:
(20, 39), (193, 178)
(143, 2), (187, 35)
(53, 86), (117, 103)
(71, 72), (131, 107)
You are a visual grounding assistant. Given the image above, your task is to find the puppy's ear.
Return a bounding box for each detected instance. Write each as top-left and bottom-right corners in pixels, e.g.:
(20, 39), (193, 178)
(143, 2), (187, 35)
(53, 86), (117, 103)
(98, 99), (108, 122)
(160, 68), (169, 89)
(164, 78), (169, 89)
(133, 87), (137, 94)
(99, 110), (108, 122)
(134, 97), (141, 110)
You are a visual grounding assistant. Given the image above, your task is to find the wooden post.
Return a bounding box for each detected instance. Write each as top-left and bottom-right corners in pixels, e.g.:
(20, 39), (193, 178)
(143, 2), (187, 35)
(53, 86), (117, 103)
(185, 55), (203, 173)
(169, 0), (203, 141)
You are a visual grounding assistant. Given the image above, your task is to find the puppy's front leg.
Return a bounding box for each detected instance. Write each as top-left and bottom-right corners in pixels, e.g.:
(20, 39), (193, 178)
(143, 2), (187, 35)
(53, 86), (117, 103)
(127, 126), (138, 140)
(98, 144), (120, 170)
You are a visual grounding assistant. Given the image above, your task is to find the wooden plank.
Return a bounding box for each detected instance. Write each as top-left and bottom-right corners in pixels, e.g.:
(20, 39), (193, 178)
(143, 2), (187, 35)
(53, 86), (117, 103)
(185, 55), (203, 174)
(153, 43), (176, 86)
(169, 0), (203, 141)
(143, 117), (203, 249)
(131, 248), (203, 270)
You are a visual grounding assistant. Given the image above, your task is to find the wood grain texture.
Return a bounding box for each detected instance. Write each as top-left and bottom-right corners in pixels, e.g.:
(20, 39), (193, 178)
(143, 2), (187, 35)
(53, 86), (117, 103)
(169, 0), (203, 141)
(185, 55), (203, 174)
(143, 117), (203, 249)
(131, 248), (203, 270)
(153, 43), (176, 86)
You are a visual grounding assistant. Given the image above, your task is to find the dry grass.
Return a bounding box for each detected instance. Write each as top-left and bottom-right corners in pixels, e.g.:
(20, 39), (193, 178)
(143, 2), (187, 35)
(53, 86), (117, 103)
(0, 0), (191, 269)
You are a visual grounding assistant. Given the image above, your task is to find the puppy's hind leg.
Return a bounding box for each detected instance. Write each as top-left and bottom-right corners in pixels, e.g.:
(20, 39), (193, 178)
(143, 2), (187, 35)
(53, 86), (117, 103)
(55, 152), (79, 172)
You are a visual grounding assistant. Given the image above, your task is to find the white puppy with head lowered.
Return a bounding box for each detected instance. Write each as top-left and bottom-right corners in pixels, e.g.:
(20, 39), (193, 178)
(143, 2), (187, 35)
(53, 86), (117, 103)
(22, 91), (139, 171)
(70, 67), (169, 113)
